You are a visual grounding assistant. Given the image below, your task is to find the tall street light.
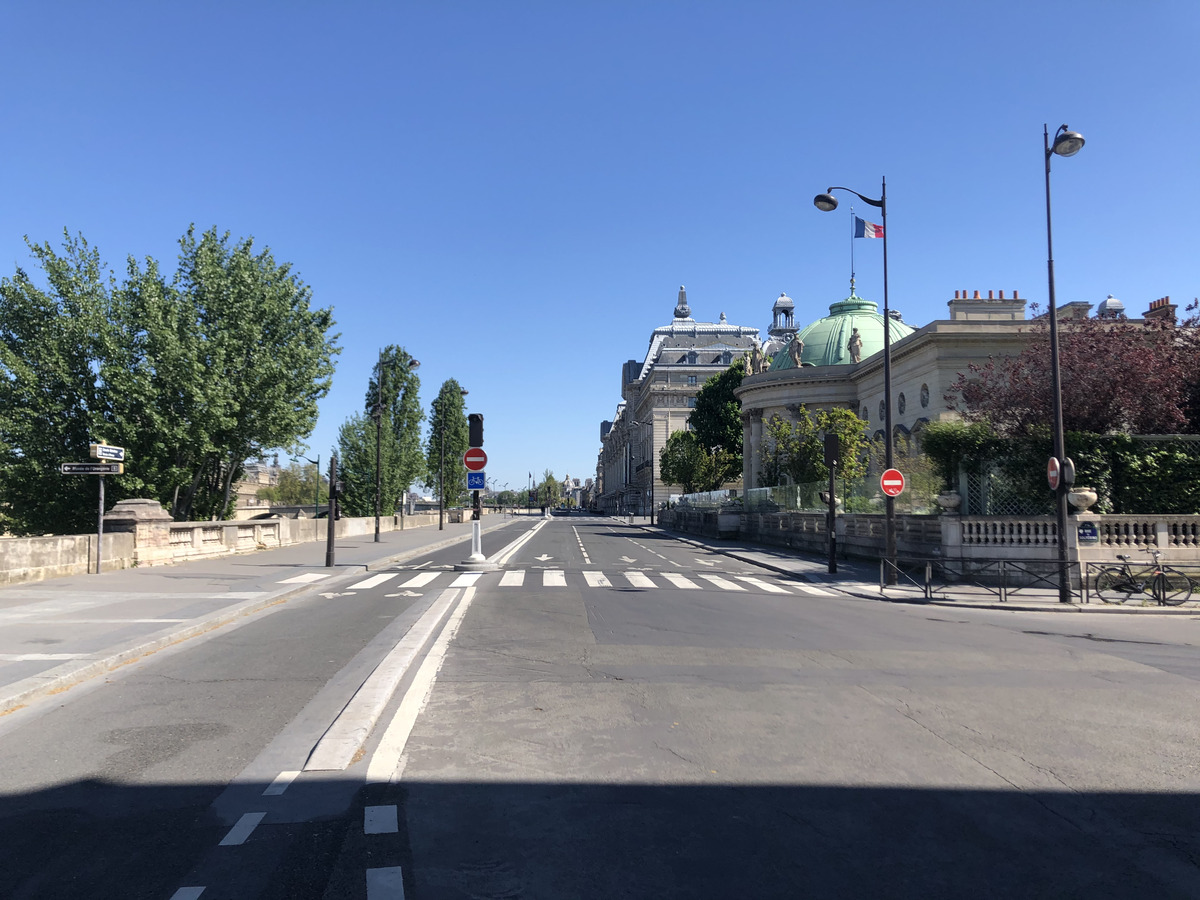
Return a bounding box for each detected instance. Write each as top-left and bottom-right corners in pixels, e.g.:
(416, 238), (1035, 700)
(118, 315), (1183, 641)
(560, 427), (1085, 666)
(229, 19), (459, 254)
(814, 179), (895, 581)
(1044, 123), (1085, 603)
(438, 387), (468, 530)
(373, 351), (420, 543)
(297, 454), (320, 522)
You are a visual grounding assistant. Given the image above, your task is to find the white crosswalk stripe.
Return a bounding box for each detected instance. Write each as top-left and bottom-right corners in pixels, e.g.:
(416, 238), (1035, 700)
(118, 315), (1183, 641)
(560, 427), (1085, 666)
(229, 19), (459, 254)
(278, 572), (334, 584)
(347, 573), (399, 590)
(400, 572), (440, 588)
(660, 572), (700, 590)
(499, 570), (525, 586)
(543, 570), (567, 587)
(697, 573), (745, 591)
(624, 571), (657, 589)
(583, 571), (611, 587)
(451, 572), (483, 587)
(736, 576), (790, 593)
(793, 583), (835, 596)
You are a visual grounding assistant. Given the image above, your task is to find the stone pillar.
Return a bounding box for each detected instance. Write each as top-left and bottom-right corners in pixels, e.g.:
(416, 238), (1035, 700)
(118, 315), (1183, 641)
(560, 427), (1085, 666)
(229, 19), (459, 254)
(747, 408), (763, 490)
(104, 499), (175, 567)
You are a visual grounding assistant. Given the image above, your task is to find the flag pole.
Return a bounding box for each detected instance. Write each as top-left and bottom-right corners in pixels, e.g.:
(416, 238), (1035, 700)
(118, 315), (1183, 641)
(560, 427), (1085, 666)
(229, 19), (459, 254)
(850, 205), (856, 292)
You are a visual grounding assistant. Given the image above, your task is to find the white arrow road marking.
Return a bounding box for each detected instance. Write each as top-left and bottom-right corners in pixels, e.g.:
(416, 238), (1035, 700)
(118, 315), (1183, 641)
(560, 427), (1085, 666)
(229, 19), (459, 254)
(660, 573), (700, 590)
(698, 574), (745, 591)
(319, 592), (355, 598)
(694, 559), (716, 566)
(624, 571), (656, 589)
(499, 570), (526, 586)
(535, 554), (554, 561)
(736, 576), (791, 594)
(543, 570), (567, 587)
(348, 573), (399, 590)
(385, 590), (424, 598)
(620, 555), (637, 563)
(583, 571), (611, 587)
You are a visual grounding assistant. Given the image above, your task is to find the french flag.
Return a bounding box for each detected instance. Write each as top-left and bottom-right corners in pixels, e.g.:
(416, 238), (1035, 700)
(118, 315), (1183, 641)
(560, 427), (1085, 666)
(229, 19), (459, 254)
(854, 216), (884, 239)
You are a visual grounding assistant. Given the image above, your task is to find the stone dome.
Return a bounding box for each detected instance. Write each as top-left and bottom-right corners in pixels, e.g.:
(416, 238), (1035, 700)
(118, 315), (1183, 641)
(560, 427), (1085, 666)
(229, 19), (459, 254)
(770, 289), (914, 370)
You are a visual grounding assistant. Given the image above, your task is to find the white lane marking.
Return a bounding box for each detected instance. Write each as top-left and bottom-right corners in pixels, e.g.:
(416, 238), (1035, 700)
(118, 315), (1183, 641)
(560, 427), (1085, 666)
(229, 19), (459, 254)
(0, 653), (87, 661)
(698, 574), (745, 591)
(367, 587), (477, 784)
(660, 573), (700, 590)
(365, 805), (399, 834)
(794, 583), (834, 596)
(571, 526), (591, 564)
(366, 866), (406, 899)
(219, 811), (265, 846)
(262, 770), (300, 796)
(400, 572), (440, 588)
(348, 573), (400, 590)
(492, 518), (551, 566)
(278, 572), (332, 584)
(737, 576), (791, 593)
(450, 573), (482, 587)
(169, 889), (206, 900)
(499, 570), (525, 586)
(305, 590), (459, 772)
(543, 570), (567, 587)
(583, 571), (611, 587)
(625, 571), (656, 589)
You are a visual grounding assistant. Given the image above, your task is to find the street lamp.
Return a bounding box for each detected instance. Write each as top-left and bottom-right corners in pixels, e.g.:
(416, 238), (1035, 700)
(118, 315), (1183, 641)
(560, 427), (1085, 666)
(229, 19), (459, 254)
(438, 387), (469, 530)
(1044, 123), (1085, 603)
(814, 178), (895, 581)
(297, 454), (320, 522)
(630, 420), (654, 525)
(373, 351), (420, 542)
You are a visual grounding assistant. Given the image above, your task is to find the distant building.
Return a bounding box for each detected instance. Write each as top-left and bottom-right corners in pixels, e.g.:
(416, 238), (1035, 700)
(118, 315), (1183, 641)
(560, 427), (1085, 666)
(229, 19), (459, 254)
(595, 286), (760, 514)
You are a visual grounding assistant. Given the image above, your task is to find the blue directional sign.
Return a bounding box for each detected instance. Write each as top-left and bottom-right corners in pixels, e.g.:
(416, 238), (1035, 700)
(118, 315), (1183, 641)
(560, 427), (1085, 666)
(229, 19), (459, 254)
(467, 471), (486, 490)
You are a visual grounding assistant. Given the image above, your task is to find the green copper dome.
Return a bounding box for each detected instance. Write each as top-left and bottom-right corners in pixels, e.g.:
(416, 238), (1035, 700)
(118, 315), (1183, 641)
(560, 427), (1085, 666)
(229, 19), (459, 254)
(770, 288), (914, 370)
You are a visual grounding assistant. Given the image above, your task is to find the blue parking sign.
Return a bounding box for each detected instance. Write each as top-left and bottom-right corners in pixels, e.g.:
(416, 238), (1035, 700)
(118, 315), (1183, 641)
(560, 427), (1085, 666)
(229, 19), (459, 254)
(467, 471), (485, 490)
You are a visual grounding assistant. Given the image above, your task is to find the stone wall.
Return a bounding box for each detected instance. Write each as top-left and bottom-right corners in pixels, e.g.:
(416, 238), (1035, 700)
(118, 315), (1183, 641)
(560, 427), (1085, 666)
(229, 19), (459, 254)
(0, 532), (136, 586)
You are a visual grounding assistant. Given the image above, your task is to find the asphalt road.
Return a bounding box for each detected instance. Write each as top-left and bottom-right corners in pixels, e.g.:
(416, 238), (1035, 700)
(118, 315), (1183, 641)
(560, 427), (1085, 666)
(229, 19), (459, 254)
(3, 515), (1200, 898)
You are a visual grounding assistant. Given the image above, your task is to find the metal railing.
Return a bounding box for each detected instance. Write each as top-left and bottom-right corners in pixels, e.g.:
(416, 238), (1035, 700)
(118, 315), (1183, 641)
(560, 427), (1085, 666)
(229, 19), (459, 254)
(880, 556), (1084, 603)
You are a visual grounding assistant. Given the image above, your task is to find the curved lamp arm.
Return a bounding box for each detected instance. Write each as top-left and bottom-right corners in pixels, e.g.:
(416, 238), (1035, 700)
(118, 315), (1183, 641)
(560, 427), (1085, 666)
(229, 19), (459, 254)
(813, 186), (883, 211)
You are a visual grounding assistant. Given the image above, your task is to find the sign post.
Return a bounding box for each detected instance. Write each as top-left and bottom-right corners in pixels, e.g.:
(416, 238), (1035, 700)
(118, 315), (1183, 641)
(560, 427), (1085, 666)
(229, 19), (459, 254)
(63, 445), (126, 574)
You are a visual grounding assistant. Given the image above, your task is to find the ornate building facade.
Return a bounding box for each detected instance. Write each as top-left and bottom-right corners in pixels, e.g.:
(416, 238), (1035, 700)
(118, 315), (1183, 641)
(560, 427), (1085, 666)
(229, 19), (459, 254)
(595, 287), (760, 514)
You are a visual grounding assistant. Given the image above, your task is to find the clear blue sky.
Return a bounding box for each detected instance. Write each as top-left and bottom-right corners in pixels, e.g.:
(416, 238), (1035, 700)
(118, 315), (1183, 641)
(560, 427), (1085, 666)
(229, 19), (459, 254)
(4, 2), (1197, 495)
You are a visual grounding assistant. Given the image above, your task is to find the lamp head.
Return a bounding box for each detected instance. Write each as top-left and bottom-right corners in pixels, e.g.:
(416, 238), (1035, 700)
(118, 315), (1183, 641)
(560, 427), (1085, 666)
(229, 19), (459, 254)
(1052, 126), (1085, 158)
(813, 192), (839, 212)
(407, 358), (421, 370)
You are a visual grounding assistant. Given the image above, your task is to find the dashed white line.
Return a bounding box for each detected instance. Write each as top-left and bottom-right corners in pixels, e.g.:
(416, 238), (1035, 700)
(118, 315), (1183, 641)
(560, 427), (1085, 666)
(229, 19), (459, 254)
(219, 811), (265, 846)
(366, 866), (406, 899)
(365, 804), (399, 834)
(262, 770), (300, 796)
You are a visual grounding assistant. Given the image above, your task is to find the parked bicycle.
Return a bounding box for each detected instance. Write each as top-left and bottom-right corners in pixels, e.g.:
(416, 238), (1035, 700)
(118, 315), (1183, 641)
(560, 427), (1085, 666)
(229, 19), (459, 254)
(1093, 549), (1194, 606)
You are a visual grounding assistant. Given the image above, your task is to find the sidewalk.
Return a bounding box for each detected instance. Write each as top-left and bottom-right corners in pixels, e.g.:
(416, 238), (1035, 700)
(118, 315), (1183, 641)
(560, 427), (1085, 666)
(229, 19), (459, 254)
(0, 517), (518, 716)
(627, 518), (1200, 615)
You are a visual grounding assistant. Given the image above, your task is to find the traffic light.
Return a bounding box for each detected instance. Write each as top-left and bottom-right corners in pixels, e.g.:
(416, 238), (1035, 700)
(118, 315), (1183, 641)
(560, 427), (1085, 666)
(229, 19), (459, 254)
(468, 413), (484, 447)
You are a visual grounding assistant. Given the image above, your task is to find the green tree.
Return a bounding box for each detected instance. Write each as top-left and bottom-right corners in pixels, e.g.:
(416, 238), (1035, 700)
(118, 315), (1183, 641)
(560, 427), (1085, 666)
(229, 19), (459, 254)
(425, 380), (468, 506)
(688, 358), (746, 485)
(537, 469), (561, 508)
(256, 461), (328, 507)
(0, 227), (339, 534)
(337, 345), (424, 517)
(758, 406), (869, 488)
(658, 430), (729, 494)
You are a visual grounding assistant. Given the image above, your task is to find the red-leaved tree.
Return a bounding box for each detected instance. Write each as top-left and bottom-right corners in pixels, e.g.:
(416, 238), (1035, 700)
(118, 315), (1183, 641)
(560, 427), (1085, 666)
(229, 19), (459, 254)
(949, 305), (1200, 436)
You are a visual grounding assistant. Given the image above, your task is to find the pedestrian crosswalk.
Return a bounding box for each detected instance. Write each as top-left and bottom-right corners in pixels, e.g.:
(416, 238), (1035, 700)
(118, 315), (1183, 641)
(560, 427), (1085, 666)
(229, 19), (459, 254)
(284, 568), (837, 597)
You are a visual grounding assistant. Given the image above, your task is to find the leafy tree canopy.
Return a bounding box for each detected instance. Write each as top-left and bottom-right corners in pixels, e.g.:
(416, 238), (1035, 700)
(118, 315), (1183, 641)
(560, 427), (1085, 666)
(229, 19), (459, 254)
(689, 358), (745, 459)
(424, 380), (469, 505)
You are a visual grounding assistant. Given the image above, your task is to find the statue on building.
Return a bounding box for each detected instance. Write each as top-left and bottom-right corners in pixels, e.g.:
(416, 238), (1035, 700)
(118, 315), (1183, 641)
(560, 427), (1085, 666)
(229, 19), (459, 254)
(746, 340), (764, 375)
(847, 327), (863, 364)
(788, 335), (804, 368)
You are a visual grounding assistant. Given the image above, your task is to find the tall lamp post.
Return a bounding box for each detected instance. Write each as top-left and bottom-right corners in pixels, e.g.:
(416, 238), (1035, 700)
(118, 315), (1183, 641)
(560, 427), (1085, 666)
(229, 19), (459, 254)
(814, 179), (895, 581)
(438, 387), (469, 530)
(1044, 123), (1085, 603)
(630, 420), (654, 525)
(372, 351), (420, 543)
(297, 454), (320, 522)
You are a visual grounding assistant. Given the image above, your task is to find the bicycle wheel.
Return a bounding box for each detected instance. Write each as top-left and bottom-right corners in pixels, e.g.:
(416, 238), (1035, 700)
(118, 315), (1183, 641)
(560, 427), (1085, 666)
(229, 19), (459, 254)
(1094, 567), (1140, 604)
(1156, 567), (1194, 606)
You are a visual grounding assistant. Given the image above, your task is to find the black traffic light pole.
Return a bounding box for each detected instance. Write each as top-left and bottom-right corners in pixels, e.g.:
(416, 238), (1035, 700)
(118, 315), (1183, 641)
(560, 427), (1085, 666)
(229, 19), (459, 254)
(325, 453), (338, 567)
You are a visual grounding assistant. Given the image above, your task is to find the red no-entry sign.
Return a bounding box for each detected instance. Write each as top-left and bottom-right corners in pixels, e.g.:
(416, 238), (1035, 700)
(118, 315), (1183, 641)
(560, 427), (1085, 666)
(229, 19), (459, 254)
(1047, 457), (1061, 491)
(464, 447), (488, 472)
(880, 468), (906, 497)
